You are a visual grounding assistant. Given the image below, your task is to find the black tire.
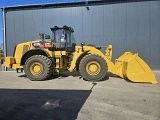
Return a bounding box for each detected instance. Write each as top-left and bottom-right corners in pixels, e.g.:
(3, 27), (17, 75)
(24, 55), (52, 81)
(79, 54), (107, 82)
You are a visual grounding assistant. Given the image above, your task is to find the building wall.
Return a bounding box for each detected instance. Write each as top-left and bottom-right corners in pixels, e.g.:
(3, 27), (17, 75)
(4, 1), (160, 69)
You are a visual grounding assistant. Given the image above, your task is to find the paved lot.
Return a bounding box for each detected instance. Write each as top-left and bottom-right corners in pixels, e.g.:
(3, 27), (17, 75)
(0, 71), (160, 120)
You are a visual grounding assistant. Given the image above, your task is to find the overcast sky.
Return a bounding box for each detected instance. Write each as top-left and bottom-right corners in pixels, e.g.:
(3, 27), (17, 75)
(0, 0), (81, 44)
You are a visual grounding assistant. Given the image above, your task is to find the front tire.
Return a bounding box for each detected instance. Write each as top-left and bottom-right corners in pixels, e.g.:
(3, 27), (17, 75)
(24, 55), (52, 81)
(79, 54), (107, 82)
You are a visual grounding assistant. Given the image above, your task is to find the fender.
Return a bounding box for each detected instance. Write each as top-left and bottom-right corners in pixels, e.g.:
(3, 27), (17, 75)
(20, 49), (51, 65)
(68, 47), (89, 72)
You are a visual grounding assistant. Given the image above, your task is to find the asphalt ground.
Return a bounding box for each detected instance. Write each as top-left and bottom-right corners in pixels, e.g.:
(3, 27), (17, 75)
(0, 71), (160, 120)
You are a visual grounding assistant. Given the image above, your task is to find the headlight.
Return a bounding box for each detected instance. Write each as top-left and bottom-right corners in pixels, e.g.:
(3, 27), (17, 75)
(32, 42), (41, 47)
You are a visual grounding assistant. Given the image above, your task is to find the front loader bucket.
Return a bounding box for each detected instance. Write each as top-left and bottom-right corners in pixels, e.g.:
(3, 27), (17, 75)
(114, 52), (158, 84)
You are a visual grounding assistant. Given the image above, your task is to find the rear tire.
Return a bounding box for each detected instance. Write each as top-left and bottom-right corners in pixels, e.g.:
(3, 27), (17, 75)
(24, 55), (52, 81)
(79, 54), (107, 82)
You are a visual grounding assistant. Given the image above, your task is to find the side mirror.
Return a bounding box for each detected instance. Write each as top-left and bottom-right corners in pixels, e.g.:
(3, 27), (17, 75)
(81, 42), (85, 46)
(81, 42), (85, 52)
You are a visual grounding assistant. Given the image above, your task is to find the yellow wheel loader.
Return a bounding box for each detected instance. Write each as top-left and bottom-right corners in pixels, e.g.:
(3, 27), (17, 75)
(3, 25), (158, 84)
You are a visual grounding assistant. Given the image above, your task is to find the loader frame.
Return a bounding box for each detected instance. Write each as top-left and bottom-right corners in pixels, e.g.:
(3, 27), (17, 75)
(3, 26), (158, 84)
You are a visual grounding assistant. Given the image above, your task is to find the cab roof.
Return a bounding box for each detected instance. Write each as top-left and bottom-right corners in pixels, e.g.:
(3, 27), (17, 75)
(50, 25), (74, 33)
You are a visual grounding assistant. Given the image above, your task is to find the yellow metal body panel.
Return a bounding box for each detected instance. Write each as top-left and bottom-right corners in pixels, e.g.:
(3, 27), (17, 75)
(3, 41), (32, 69)
(3, 57), (16, 68)
(68, 47), (85, 72)
(105, 45), (112, 61)
(3, 56), (23, 70)
(54, 51), (67, 56)
(14, 42), (31, 64)
(68, 45), (116, 73)
(12, 64), (23, 69)
(114, 52), (158, 84)
(51, 51), (67, 72)
(55, 56), (67, 72)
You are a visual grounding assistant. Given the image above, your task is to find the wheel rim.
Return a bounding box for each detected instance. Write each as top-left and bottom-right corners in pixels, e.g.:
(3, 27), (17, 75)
(29, 62), (43, 76)
(86, 61), (101, 75)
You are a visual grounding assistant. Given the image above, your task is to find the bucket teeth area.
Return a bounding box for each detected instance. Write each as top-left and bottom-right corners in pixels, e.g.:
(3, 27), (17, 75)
(114, 52), (158, 84)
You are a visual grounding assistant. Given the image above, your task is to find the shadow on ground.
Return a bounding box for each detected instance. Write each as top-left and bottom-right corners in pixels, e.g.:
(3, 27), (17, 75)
(18, 71), (110, 82)
(0, 88), (92, 120)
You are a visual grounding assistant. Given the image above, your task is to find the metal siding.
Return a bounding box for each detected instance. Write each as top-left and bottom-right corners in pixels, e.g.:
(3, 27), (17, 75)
(126, 2), (138, 51)
(23, 10), (34, 41)
(103, 5), (115, 45)
(114, 3), (127, 58)
(32, 10), (43, 39)
(150, 2), (160, 69)
(92, 6), (104, 46)
(103, 5), (115, 59)
(82, 6), (93, 44)
(52, 9), (63, 27)
(5, 11), (15, 56)
(4, 1), (160, 69)
(42, 9), (54, 36)
(14, 11), (25, 44)
(61, 8), (73, 26)
(71, 7), (83, 44)
(137, 2), (151, 65)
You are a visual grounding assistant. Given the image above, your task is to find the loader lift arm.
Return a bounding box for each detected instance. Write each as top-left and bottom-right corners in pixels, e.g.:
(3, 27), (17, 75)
(69, 45), (158, 84)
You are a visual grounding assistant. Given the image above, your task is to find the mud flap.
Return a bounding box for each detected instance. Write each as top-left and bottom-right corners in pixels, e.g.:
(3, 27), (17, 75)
(114, 52), (158, 84)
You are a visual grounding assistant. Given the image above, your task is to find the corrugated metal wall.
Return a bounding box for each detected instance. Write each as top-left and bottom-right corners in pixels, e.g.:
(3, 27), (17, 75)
(5, 1), (160, 69)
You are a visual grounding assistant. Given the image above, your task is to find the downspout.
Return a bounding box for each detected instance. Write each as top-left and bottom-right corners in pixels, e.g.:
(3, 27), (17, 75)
(2, 7), (6, 71)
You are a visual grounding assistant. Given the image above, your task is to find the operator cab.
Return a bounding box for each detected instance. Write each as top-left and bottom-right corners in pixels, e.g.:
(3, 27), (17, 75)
(51, 25), (76, 52)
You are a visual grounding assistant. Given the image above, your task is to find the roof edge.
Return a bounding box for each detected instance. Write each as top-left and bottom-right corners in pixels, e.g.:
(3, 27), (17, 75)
(1, 0), (157, 11)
